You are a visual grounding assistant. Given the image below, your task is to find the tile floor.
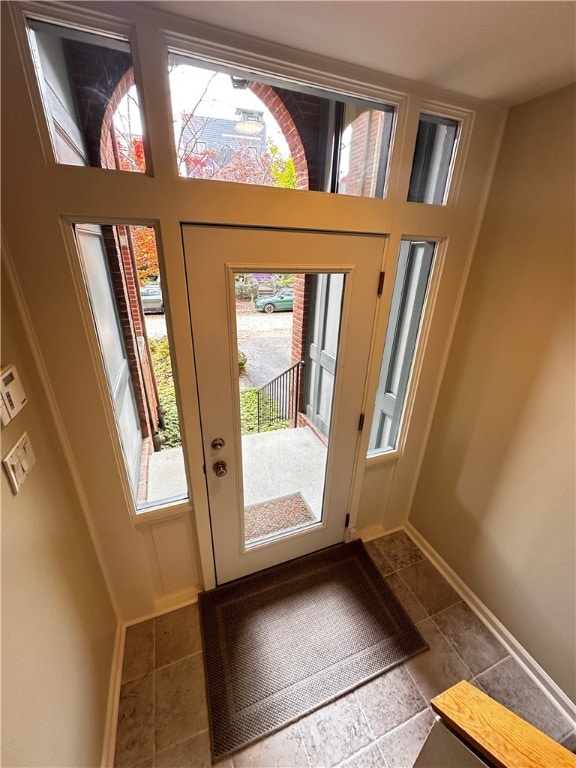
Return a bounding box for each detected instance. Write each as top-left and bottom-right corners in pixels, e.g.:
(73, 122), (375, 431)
(114, 531), (575, 768)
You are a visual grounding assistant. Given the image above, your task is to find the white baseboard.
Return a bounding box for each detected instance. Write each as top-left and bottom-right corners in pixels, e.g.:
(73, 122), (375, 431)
(101, 622), (125, 768)
(404, 522), (576, 726)
(354, 524), (405, 542)
(151, 586), (201, 620)
(352, 524), (386, 542)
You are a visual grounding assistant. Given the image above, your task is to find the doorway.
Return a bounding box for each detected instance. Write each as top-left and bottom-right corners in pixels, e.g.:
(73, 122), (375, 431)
(184, 224), (385, 583)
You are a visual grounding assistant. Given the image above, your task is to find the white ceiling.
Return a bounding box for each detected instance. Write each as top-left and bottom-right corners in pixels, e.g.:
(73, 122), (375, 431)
(148, 0), (576, 105)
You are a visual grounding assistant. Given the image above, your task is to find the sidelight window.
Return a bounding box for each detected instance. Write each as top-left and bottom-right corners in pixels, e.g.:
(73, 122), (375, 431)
(368, 240), (436, 456)
(73, 223), (188, 512)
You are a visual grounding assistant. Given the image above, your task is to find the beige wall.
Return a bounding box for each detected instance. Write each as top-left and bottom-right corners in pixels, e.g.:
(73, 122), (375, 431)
(1, 264), (117, 766)
(410, 85), (576, 700)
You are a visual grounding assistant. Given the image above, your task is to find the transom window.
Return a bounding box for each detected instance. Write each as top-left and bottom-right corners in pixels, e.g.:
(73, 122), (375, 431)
(408, 114), (459, 205)
(167, 51), (397, 196)
(26, 17), (399, 199)
(27, 19), (147, 172)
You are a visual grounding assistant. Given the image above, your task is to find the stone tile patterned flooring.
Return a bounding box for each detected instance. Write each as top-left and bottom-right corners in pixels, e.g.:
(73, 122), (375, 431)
(114, 531), (575, 768)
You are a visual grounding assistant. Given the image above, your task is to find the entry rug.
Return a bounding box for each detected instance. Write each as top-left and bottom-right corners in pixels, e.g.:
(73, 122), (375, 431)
(199, 539), (428, 760)
(244, 492), (315, 542)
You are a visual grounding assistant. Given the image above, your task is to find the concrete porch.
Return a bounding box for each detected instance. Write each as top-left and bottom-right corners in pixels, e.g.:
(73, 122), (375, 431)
(146, 426), (327, 524)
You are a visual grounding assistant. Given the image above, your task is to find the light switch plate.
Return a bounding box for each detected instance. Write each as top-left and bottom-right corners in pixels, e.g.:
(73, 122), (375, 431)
(3, 432), (36, 494)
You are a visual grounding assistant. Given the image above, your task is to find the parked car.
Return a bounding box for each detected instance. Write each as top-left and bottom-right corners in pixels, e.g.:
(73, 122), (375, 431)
(254, 289), (294, 313)
(140, 284), (164, 314)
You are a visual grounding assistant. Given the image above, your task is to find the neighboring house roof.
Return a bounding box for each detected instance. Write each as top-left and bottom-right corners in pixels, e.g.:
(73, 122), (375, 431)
(179, 112), (267, 156)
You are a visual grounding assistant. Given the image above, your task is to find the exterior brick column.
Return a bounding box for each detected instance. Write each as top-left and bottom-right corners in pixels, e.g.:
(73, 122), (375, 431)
(342, 110), (386, 196)
(248, 82), (309, 190)
(100, 225), (159, 445)
(100, 69), (136, 170)
(291, 274), (311, 424)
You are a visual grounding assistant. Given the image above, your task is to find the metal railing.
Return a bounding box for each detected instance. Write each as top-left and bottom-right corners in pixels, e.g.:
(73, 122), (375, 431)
(257, 361), (304, 432)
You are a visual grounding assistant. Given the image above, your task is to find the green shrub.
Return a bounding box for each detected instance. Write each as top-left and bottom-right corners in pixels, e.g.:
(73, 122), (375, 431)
(148, 336), (182, 448)
(271, 273), (295, 291)
(148, 339), (287, 445)
(238, 350), (247, 375)
(240, 387), (288, 435)
(235, 278), (258, 301)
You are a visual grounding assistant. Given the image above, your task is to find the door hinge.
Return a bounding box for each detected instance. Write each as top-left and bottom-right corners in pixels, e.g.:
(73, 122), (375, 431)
(345, 513), (350, 528)
(358, 413), (365, 431)
(377, 271), (385, 296)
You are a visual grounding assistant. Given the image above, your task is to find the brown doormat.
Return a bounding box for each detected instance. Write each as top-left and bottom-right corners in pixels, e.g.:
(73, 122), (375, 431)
(244, 492), (316, 542)
(199, 539), (428, 760)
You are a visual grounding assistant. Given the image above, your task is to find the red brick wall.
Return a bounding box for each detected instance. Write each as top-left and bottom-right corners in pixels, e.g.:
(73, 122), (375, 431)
(117, 226), (160, 440)
(272, 86), (331, 192)
(101, 225), (158, 444)
(291, 274), (308, 365)
(343, 110), (386, 196)
(291, 274), (310, 424)
(249, 82), (309, 190)
(100, 69), (136, 170)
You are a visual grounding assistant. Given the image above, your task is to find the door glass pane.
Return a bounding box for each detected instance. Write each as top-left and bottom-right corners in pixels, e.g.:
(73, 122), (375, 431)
(74, 223), (188, 512)
(368, 241), (435, 456)
(27, 19), (147, 171)
(236, 272), (345, 546)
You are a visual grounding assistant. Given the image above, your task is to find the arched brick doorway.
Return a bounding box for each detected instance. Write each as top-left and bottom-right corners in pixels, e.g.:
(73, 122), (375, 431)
(248, 82), (308, 190)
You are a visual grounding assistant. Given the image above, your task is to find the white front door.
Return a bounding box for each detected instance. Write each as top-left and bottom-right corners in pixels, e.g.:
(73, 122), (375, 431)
(184, 224), (384, 583)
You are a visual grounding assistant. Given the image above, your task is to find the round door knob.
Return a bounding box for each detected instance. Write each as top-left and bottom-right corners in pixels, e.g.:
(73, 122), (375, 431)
(213, 460), (227, 477)
(211, 437), (225, 451)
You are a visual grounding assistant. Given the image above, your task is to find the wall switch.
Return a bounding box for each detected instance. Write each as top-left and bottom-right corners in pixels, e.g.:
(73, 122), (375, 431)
(3, 432), (36, 494)
(1, 364), (27, 424)
(0, 397), (10, 427)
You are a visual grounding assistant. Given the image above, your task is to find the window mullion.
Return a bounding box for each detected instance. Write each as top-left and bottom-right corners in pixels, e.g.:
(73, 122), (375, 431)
(130, 19), (177, 180)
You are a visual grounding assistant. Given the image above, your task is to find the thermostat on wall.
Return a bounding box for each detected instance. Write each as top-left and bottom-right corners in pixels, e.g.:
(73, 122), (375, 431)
(1, 365), (27, 425)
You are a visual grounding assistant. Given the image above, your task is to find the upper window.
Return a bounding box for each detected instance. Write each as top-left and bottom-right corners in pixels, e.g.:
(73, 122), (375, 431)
(27, 19), (147, 172)
(27, 19), (398, 195)
(169, 57), (297, 188)
(408, 114), (459, 205)
(168, 52), (395, 196)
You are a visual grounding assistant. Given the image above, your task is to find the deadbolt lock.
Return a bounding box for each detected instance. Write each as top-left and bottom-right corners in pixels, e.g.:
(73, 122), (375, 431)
(213, 460), (227, 478)
(211, 437), (225, 451)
